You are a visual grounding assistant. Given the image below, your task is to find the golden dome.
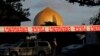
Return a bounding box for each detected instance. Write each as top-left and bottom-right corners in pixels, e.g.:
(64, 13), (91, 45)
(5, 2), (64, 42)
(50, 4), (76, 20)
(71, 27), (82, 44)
(34, 7), (64, 26)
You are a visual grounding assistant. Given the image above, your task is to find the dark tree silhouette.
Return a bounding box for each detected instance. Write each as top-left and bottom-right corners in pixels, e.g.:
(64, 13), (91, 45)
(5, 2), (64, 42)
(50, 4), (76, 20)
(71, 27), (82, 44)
(0, 0), (30, 26)
(90, 9), (100, 25)
(0, 0), (30, 16)
(66, 0), (100, 6)
(0, 0), (30, 44)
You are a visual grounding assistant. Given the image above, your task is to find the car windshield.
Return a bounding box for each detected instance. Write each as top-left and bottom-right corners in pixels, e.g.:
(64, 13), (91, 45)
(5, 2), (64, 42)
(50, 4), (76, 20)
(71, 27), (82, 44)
(65, 44), (83, 49)
(13, 40), (35, 47)
(0, 43), (12, 47)
(13, 41), (23, 47)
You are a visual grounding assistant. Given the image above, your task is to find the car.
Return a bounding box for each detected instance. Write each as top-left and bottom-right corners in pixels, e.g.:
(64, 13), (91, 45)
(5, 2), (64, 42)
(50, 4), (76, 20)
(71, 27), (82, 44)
(0, 39), (52, 56)
(61, 44), (100, 56)
(61, 44), (83, 56)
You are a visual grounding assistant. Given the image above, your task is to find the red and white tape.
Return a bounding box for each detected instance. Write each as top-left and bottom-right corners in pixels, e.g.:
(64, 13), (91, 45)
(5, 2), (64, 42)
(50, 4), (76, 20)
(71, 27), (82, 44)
(0, 25), (100, 32)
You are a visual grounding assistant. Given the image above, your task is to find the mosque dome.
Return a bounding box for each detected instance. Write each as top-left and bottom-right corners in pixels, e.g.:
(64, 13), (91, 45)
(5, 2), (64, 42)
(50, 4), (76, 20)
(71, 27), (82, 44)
(34, 7), (64, 26)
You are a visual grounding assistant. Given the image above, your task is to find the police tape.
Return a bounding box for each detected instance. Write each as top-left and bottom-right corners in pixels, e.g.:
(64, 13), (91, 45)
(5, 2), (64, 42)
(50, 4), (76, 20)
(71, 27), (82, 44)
(0, 25), (100, 32)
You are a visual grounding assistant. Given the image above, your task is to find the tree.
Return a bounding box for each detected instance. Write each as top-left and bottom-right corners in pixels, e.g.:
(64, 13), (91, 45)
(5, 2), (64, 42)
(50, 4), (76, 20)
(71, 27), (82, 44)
(66, 0), (100, 6)
(90, 9), (100, 25)
(0, 0), (30, 24)
(0, 0), (29, 16)
(0, 0), (30, 43)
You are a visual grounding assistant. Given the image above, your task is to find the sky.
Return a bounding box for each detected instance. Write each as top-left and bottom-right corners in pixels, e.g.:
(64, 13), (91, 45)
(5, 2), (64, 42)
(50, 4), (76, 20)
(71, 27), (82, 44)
(21, 0), (100, 26)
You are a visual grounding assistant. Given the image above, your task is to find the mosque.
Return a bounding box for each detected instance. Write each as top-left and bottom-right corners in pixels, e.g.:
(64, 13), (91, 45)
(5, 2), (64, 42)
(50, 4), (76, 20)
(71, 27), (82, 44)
(33, 7), (100, 45)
